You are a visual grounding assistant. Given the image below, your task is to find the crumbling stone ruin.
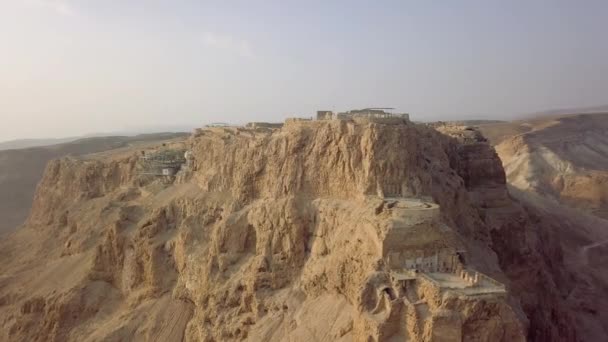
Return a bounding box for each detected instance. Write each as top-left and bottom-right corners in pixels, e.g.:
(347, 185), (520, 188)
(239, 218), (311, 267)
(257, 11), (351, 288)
(317, 108), (410, 123)
(382, 197), (507, 303)
(244, 122), (284, 130)
(138, 148), (189, 176)
(246, 107), (410, 131)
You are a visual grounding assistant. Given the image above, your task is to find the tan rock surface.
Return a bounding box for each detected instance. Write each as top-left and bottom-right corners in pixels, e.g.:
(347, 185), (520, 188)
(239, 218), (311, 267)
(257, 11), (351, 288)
(0, 119), (577, 341)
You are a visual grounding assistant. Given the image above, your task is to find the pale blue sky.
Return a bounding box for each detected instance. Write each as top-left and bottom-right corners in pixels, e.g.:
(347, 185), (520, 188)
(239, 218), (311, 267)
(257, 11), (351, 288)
(1, 0), (607, 140)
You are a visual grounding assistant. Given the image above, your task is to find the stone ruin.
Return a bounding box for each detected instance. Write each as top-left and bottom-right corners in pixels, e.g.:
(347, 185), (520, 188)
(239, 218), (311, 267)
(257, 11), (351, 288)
(317, 108), (410, 122)
(244, 107), (411, 131)
(401, 250), (464, 274)
(381, 197), (506, 296)
(244, 122), (284, 129)
(138, 149), (190, 177)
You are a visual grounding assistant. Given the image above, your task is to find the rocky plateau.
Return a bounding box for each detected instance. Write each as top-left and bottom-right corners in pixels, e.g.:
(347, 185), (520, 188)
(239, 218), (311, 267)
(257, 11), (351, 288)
(0, 118), (600, 341)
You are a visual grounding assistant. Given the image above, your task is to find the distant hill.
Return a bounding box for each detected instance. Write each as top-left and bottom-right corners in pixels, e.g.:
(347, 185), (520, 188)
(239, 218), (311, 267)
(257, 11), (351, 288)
(444, 119), (506, 126)
(0, 137), (80, 151)
(525, 105), (608, 119)
(0, 125), (198, 151)
(0, 132), (188, 235)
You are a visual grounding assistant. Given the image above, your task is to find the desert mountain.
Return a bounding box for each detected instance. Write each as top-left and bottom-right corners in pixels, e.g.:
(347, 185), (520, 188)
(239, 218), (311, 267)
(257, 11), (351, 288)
(475, 113), (608, 340)
(0, 133), (188, 235)
(0, 137), (81, 151)
(528, 105), (608, 118)
(479, 113), (608, 218)
(0, 117), (591, 341)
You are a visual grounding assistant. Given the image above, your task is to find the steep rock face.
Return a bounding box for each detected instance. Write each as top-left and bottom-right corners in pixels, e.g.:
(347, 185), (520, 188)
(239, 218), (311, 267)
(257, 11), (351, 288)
(27, 157), (139, 227)
(189, 121), (437, 199)
(189, 122), (485, 241)
(0, 120), (540, 341)
(0, 133), (188, 235)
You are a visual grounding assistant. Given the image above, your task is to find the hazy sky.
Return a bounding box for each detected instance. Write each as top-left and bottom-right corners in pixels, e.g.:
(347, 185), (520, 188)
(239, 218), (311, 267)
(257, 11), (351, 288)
(1, 0), (608, 140)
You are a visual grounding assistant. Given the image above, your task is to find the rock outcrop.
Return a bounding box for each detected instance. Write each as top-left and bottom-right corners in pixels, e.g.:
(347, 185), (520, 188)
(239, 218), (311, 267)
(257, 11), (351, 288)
(0, 119), (577, 341)
(0, 133), (188, 235)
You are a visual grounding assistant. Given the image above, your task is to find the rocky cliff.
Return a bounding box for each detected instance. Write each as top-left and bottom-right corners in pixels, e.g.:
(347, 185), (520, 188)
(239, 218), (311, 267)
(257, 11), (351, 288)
(0, 133), (188, 235)
(0, 119), (577, 341)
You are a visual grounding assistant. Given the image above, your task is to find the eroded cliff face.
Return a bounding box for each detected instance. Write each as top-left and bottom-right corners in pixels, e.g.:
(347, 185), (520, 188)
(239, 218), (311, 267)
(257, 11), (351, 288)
(0, 120), (559, 341)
